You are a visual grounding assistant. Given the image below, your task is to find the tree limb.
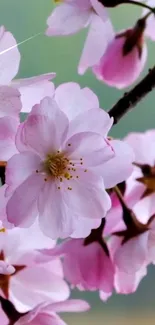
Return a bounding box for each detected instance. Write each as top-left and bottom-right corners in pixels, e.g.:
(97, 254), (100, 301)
(108, 66), (155, 124)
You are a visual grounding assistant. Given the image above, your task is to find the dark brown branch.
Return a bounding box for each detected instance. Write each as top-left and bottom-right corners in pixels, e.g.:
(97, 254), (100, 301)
(0, 296), (22, 324)
(108, 66), (155, 124)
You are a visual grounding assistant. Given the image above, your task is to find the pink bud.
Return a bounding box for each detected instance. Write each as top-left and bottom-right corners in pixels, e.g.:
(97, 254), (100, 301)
(92, 21), (147, 88)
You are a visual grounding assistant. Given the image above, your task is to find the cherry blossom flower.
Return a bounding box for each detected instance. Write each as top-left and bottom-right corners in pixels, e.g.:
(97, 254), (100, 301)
(103, 130), (155, 281)
(0, 225), (69, 313)
(46, 0), (114, 74)
(40, 238), (114, 299)
(0, 25), (55, 112)
(5, 94), (134, 239)
(92, 18), (147, 88)
(15, 299), (90, 325)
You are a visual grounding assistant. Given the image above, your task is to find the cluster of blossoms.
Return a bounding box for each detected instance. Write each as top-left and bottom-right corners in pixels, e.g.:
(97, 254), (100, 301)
(0, 0), (155, 323)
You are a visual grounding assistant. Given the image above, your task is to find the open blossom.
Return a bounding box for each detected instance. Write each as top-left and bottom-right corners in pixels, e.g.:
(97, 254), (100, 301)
(46, 0), (114, 74)
(0, 25), (55, 112)
(15, 300), (90, 325)
(5, 89), (134, 239)
(92, 18), (147, 88)
(40, 238), (114, 299)
(103, 130), (155, 283)
(0, 224), (69, 313)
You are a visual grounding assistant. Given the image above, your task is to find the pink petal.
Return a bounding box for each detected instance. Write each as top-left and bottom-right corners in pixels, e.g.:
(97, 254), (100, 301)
(6, 152), (42, 190)
(0, 117), (18, 160)
(55, 82), (99, 120)
(0, 86), (21, 118)
(12, 73), (56, 113)
(0, 26), (20, 84)
(44, 299), (90, 313)
(115, 266), (147, 294)
(6, 173), (44, 227)
(11, 264), (69, 312)
(125, 130), (155, 166)
(62, 171), (111, 220)
(24, 98), (69, 158)
(148, 219), (155, 263)
(114, 232), (149, 273)
(15, 311), (66, 325)
(0, 184), (14, 229)
(133, 194), (155, 225)
(46, 4), (91, 36)
(38, 182), (75, 239)
(16, 220), (56, 251)
(98, 139), (134, 188)
(78, 13), (114, 74)
(91, 0), (108, 18)
(64, 132), (114, 167)
(71, 217), (101, 238)
(67, 108), (113, 138)
(104, 198), (126, 236)
(142, 0), (155, 41)
(99, 290), (112, 301)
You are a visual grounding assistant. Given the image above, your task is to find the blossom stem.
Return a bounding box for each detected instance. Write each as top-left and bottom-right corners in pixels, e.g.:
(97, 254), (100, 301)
(0, 162), (6, 185)
(114, 186), (134, 227)
(0, 296), (22, 324)
(123, 1), (155, 13)
(108, 66), (155, 124)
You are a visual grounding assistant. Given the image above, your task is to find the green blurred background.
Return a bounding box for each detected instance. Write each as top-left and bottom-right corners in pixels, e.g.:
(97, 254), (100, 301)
(1, 0), (155, 323)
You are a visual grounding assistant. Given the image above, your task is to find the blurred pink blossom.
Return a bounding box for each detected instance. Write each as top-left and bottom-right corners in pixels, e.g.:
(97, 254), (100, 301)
(42, 238), (114, 298)
(0, 224), (69, 313)
(46, 0), (114, 74)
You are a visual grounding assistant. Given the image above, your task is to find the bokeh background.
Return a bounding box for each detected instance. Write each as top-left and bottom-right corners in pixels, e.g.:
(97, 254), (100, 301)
(1, 0), (155, 324)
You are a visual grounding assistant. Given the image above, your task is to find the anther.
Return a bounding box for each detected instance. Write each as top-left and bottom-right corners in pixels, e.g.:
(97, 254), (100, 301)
(58, 186), (61, 190)
(84, 169), (87, 172)
(44, 178), (47, 182)
(36, 170), (39, 173)
(68, 144), (71, 146)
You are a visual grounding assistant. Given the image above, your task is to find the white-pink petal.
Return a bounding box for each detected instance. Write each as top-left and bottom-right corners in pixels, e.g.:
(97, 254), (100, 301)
(54, 82), (99, 120)
(98, 139), (134, 188)
(12, 73), (55, 113)
(78, 13), (114, 74)
(46, 3), (91, 36)
(0, 26), (20, 85)
(0, 86), (21, 118)
(0, 117), (18, 161)
(6, 173), (44, 227)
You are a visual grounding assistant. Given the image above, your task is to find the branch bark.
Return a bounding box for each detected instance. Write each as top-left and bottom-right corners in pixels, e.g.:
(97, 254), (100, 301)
(108, 66), (155, 124)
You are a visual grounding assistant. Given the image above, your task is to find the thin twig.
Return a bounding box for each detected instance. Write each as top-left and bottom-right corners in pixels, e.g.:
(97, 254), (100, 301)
(108, 66), (155, 124)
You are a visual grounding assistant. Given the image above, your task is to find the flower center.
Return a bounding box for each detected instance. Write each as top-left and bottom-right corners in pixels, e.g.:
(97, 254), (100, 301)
(44, 152), (68, 178)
